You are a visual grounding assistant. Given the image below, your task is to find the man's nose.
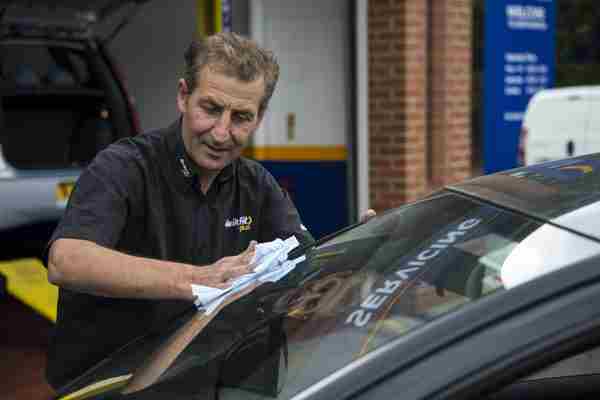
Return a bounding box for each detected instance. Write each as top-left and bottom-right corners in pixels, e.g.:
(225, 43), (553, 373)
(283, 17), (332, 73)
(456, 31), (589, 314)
(212, 111), (232, 142)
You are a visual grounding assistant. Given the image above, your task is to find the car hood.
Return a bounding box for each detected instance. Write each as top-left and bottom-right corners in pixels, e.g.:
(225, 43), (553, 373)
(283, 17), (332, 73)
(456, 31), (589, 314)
(449, 153), (600, 242)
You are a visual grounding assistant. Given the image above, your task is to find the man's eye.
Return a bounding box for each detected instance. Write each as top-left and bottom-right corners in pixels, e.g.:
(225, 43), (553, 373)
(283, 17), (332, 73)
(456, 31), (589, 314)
(233, 113), (253, 123)
(204, 104), (222, 115)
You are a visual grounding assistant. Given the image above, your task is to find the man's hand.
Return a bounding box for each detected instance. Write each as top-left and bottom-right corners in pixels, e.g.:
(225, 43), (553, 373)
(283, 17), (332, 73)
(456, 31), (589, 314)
(188, 241), (257, 289)
(360, 209), (376, 223)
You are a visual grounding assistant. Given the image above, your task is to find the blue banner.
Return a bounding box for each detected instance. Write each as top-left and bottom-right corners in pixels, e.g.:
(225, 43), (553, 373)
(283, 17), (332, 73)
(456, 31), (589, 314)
(483, 0), (555, 173)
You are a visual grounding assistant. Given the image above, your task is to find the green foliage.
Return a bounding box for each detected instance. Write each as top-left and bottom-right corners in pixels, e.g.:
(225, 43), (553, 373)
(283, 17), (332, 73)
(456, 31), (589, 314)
(555, 0), (600, 86)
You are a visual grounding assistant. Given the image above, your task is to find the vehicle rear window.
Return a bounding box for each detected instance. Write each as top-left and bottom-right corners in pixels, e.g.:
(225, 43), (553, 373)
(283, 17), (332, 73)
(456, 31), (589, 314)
(0, 40), (117, 169)
(456, 153), (600, 229)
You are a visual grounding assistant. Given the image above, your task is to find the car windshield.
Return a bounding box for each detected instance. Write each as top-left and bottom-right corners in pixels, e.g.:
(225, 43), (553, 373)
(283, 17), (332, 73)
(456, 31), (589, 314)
(58, 192), (600, 400)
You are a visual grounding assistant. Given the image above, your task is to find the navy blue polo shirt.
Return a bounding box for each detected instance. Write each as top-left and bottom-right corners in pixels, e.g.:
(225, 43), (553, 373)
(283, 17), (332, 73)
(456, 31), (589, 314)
(45, 119), (313, 389)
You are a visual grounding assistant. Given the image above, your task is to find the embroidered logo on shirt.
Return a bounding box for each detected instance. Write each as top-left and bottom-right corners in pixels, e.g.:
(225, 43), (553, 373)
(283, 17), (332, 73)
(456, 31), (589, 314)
(225, 216), (253, 232)
(178, 157), (192, 178)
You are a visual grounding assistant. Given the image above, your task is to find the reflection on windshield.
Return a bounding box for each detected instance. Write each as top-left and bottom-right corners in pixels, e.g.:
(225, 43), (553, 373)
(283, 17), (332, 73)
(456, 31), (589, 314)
(61, 193), (600, 400)
(218, 194), (548, 399)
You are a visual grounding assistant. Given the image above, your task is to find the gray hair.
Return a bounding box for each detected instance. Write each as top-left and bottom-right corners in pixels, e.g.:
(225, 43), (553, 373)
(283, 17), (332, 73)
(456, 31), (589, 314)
(183, 32), (280, 116)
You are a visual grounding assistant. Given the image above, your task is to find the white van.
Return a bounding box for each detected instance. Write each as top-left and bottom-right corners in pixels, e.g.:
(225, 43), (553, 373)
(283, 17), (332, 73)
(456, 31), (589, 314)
(519, 86), (600, 165)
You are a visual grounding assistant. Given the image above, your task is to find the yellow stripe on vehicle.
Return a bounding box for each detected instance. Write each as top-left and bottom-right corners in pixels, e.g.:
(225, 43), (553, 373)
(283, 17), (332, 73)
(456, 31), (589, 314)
(243, 145), (348, 161)
(0, 258), (57, 322)
(59, 374), (133, 400)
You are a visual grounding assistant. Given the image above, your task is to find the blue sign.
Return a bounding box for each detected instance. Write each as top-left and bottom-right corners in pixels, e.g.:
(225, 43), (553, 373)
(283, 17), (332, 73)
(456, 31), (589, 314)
(483, 0), (555, 173)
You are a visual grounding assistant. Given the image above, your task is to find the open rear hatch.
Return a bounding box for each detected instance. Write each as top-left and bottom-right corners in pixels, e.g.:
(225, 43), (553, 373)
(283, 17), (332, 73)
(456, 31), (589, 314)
(0, 1), (149, 170)
(1, 0), (150, 43)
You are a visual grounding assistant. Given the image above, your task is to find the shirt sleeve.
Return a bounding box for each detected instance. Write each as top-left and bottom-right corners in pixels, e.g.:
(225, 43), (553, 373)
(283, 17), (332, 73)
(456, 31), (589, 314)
(259, 170), (314, 247)
(43, 145), (140, 265)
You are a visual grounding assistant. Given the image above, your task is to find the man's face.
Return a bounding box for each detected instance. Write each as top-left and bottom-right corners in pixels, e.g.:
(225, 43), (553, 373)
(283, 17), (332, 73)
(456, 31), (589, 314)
(177, 66), (265, 174)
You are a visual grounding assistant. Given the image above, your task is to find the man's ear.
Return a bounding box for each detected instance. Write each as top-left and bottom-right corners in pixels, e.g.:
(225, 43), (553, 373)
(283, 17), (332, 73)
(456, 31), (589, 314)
(177, 78), (189, 114)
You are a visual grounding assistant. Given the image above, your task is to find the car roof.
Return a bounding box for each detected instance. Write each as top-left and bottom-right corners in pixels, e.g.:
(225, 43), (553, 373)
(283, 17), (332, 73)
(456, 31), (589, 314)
(448, 153), (600, 241)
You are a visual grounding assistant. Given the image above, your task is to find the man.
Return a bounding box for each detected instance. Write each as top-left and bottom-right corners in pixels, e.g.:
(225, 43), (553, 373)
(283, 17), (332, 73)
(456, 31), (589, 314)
(45, 32), (373, 390)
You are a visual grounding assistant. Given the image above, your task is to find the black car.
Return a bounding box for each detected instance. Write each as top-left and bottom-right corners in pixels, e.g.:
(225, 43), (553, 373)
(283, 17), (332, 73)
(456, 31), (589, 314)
(54, 154), (600, 400)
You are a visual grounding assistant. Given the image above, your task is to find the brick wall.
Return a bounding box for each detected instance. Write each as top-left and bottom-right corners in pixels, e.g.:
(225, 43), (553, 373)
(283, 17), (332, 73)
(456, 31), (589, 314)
(368, 0), (472, 212)
(430, 0), (473, 188)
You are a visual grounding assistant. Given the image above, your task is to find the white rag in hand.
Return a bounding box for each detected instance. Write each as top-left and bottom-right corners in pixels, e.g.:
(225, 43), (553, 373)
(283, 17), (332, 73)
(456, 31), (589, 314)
(191, 236), (306, 315)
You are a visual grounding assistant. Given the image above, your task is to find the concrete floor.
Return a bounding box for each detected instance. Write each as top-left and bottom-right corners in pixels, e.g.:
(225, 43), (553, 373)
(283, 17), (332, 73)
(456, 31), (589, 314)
(0, 296), (55, 400)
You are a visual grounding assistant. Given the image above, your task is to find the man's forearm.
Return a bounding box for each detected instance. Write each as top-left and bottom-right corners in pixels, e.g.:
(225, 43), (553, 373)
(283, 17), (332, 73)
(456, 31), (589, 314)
(47, 238), (195, 301)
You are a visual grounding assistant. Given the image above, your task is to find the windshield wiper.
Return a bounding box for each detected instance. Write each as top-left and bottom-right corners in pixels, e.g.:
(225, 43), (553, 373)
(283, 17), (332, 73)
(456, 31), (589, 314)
(287, 219), (366, 260)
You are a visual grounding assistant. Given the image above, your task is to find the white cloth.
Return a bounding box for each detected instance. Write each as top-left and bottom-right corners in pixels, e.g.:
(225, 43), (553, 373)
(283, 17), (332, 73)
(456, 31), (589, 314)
(191, 236), (306, 315)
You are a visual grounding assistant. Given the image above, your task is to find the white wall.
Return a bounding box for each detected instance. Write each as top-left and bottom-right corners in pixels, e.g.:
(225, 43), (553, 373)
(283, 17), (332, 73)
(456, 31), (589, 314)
(250, 0), (351, 148)
(108, 1), (197, 132)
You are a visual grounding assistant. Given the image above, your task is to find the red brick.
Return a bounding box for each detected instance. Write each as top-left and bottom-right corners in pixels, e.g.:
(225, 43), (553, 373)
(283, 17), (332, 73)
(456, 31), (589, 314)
(368, 0), (472, 208)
